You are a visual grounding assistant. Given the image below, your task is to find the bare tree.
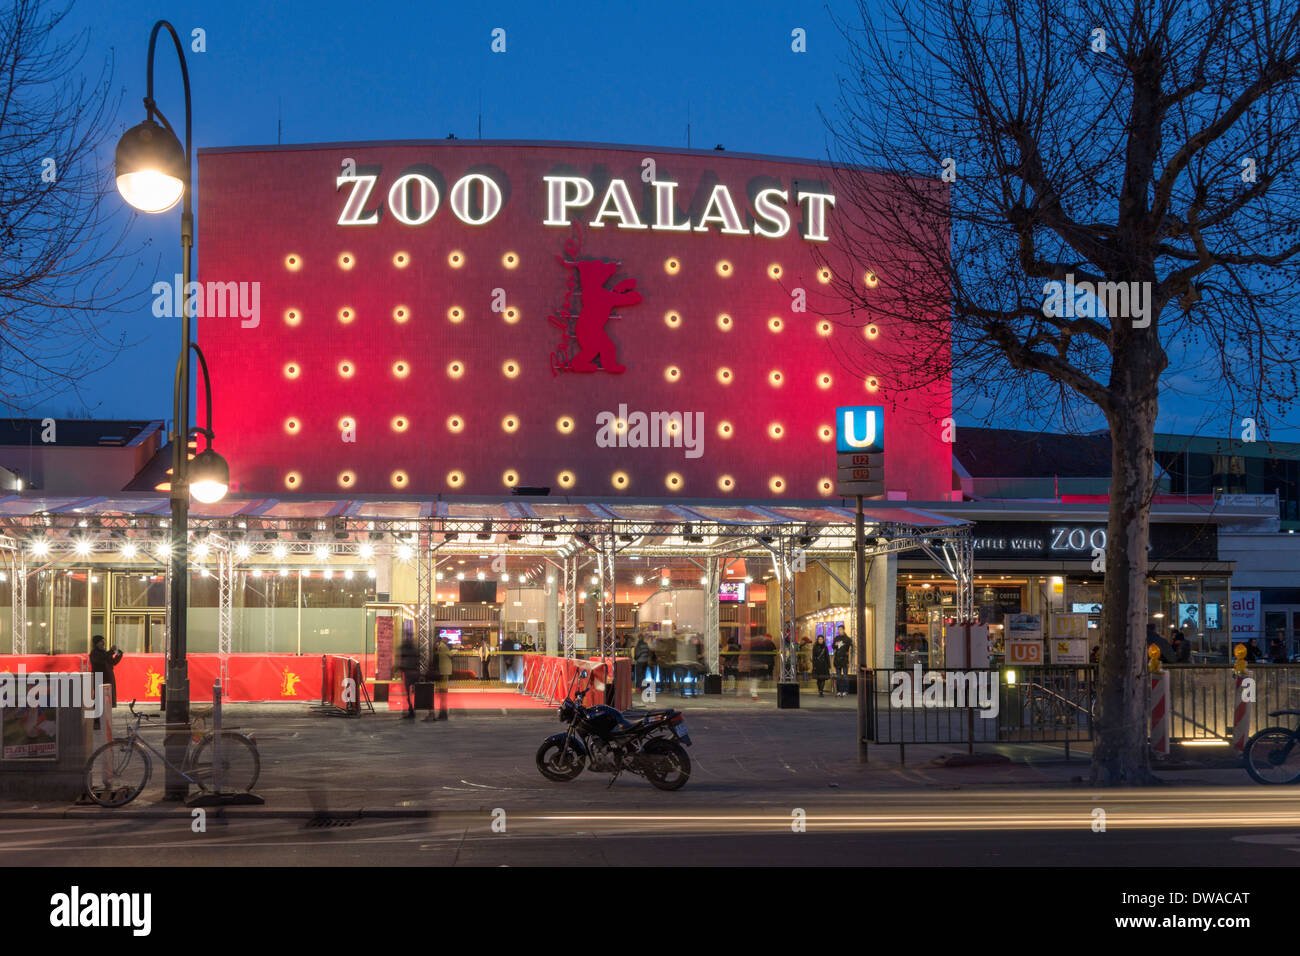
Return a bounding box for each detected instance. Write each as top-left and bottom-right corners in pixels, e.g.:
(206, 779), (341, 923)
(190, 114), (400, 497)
(825, 0), (1300, 783)
(0, 0), (144, 412)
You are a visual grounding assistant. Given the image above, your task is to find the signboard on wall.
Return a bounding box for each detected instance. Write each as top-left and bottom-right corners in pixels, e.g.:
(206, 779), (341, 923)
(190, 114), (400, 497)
(1230, 591), (1260, 640)
(951, 521), (1219, 562)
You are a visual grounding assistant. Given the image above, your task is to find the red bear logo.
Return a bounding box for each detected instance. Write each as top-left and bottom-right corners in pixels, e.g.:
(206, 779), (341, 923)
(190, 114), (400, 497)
(567, 259), (641, 373)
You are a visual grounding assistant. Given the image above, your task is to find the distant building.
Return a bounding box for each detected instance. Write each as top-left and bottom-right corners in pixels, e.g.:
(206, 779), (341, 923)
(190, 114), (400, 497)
(947, 427), (1300, 657)
(0, 419), (164, 494)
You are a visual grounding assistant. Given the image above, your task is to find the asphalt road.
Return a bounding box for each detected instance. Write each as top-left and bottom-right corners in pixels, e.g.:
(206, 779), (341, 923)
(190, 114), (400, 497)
(4, 703), (1295, 866)
(3, 798), (1300, 866)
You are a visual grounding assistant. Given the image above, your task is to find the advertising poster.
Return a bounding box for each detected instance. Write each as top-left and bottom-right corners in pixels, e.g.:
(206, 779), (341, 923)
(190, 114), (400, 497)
(1, 706), (58, 760)
(1006, 614), (1043, 640)
(1231, 591), (1261, 640)
(375, 616), (395, 680)
(1050, 613), (1089, 664)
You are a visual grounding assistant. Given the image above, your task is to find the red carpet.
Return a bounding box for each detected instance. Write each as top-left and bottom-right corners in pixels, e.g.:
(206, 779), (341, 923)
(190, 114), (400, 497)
(388, 689), (551, 711)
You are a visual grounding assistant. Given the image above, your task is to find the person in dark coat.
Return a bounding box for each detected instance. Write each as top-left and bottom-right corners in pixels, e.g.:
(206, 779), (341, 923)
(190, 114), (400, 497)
(633, 635), (651, 687)
(1146, 623), (1174, 664)
(394, 636), (420, 719)
(1269, 637), (1287, 664)
(812, 637), (831, 697)
(89, 635), (122, 731)
(832, 626), (853, 697)
(1245, 638), (1262, 663)
(1170, 631), (1191, 663)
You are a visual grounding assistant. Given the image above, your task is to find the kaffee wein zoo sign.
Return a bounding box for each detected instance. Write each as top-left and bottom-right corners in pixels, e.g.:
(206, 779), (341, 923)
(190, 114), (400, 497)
(196, 141), (954, 498)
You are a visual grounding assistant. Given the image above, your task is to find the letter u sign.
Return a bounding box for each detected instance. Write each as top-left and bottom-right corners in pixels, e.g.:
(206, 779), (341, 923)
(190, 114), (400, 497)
(836, 406), (884, 453)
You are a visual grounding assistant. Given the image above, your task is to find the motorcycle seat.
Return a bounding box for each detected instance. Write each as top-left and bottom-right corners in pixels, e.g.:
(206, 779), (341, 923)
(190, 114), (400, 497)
(620, 708), (676, 721)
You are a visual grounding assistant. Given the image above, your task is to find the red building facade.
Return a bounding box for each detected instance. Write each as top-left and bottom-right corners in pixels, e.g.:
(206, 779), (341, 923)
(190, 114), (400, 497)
(196, 141), (952, 500)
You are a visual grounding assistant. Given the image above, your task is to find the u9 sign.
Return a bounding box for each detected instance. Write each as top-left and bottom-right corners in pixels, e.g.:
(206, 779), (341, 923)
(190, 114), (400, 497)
(196, 140), (953, 500)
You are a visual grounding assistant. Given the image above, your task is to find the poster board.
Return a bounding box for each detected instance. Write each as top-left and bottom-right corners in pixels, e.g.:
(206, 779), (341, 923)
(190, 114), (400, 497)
(1050, 613), (1089, 664)
(1, 706), (58, 760)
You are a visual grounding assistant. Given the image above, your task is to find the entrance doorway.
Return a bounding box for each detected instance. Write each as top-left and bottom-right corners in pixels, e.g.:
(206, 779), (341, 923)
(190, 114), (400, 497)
(1264, 607), (1300, 659)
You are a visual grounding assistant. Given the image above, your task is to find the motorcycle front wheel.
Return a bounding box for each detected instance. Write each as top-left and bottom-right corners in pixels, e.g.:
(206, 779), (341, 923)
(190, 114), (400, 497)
(641, 738), (691, 791)
(536, 737), (586, 782)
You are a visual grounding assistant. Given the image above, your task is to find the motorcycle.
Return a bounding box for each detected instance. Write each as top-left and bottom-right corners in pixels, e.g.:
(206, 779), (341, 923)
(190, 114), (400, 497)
(536, 669), (693, 790)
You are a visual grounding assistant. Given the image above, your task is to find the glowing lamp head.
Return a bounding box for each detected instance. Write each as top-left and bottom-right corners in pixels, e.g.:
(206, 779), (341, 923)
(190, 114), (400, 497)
(189, 448), (230, 504)
(114, 119), (187, 213)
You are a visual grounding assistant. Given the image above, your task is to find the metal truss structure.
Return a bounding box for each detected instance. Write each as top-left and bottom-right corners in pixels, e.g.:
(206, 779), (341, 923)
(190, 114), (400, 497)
(562, 556), (578, 659)
(0, 505), (972, 666)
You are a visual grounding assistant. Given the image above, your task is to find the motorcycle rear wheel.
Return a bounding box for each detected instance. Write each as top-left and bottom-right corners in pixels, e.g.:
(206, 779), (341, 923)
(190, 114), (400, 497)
(536, 737), (586, 782)
(642, 738), (691, 791)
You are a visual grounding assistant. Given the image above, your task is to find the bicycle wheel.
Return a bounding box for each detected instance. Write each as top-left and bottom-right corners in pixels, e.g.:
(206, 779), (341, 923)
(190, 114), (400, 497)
(188, 732), (260, 792)
(1244, 728), (1300, 784)
(83, 739), (151, 807)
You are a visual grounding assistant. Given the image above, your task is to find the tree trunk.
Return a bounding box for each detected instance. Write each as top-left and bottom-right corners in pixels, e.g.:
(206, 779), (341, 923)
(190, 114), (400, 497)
(1092, 388), (1161, 785)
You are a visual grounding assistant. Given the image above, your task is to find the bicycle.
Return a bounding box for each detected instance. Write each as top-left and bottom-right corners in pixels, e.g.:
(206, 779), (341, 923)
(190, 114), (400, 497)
(83, 699), (260, 807)
(1243, 709), (1300, 784)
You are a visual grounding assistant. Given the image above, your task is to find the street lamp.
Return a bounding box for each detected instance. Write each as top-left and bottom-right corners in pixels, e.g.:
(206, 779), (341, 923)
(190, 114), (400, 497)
(115, 20), (227, 799)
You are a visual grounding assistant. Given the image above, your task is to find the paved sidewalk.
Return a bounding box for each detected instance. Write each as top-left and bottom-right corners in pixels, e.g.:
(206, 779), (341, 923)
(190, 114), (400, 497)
(0, 693), (1259, 817)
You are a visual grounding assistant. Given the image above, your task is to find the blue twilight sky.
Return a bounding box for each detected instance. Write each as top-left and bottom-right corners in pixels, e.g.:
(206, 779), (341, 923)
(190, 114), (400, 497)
(30, 0), (1298, 442)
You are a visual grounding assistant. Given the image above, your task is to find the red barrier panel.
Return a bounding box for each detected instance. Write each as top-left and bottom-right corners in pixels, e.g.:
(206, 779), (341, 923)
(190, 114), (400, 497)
(0, 653), (345, 703)
(0, 655), (89, 674)
(322, 655), (363, 716)
(520, 655), (614, 706)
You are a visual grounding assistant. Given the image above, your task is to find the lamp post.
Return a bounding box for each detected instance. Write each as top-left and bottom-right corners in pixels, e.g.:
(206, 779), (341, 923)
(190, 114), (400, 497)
(115, 20), (229, 799)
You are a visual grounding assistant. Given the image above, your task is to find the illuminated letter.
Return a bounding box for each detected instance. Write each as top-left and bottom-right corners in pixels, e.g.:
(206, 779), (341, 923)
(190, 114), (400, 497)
(336, 173), (380, 226)
(752, 188), (790, 238)
(796, 190), (835, 241)
(693, 184), (748, 235)
(387, 172), (440, 226)
(589, 179), (646, 229)
(652, 181), (692, 231)
(843, 410), (876, 448)
(544, 176), (594, 226)
(450, 173), (503, 226)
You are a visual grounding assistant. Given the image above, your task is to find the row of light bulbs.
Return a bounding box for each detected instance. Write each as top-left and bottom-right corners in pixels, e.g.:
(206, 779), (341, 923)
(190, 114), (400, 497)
(283, 470), (838, 495)
(282, 358), (882, 389)
(288, 248), (881, 291)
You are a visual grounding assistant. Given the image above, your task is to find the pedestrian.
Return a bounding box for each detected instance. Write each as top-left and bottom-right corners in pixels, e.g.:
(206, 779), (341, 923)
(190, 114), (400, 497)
(1170, 631), (1191, 664)
(1089, 644), (1101, 665)
(634, 634), (651, 687)
(797, 636), (812, 682)
(1245, 637), (1262, 663)
(1269, 637), (1287, 664)
(394, 635), (420, 719)
(426, 636), (453, 720)
(1146, 622), (1174, 664)
(812, 635), (831, 697)
(832, 625), (853, 697)
(477, 638), (492, 681)
(89, 635), (123, 731)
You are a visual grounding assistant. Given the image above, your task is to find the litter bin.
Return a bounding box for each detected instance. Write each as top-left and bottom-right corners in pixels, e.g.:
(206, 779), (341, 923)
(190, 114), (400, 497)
(777, 681), (800, 709)
(704, 674), (722, 695)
